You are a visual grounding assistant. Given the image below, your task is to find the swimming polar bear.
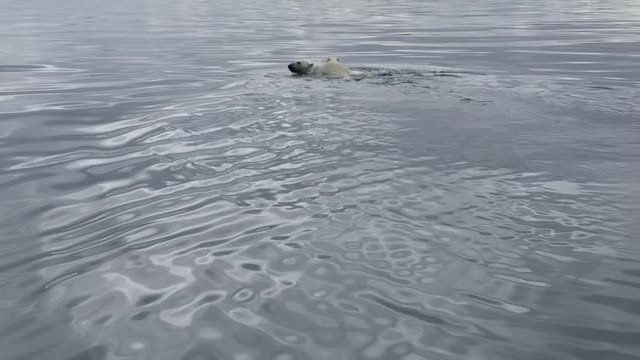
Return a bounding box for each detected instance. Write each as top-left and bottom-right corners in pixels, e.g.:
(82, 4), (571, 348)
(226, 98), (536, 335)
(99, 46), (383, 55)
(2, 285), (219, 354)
(288, 56), (367, 78)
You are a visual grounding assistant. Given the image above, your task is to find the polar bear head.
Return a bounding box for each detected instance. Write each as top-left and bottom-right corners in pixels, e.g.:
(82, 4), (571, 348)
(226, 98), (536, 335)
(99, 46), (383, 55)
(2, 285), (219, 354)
(326, 56), (340, 63)
(288, 60), (315, 75)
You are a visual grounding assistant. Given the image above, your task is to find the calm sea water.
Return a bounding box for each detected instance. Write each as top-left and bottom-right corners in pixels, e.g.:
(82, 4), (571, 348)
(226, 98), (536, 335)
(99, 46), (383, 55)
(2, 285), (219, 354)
(1, 0), (639, 359)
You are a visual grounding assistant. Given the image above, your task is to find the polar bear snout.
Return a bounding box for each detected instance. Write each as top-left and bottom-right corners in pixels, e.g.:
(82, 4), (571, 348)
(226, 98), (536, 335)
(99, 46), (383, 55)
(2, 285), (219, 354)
(288, 61), (304, 74)
(288, 60), (315, 75)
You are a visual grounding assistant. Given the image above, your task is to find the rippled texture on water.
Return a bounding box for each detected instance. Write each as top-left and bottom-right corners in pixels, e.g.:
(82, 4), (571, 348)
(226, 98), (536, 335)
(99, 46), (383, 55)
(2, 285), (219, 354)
(1, 0), (639, 359)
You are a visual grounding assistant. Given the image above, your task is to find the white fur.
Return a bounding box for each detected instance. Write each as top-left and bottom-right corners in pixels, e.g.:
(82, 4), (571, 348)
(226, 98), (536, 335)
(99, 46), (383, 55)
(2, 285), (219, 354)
(288, 56), (366, 78)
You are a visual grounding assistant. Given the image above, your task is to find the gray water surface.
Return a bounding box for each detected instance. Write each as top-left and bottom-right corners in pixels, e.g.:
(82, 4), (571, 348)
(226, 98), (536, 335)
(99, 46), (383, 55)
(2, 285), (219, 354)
(1, 0), (639, 359)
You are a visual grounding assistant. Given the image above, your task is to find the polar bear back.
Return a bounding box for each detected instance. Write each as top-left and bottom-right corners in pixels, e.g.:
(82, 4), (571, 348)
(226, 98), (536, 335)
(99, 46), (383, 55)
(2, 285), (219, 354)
(316, 60), (350, 77)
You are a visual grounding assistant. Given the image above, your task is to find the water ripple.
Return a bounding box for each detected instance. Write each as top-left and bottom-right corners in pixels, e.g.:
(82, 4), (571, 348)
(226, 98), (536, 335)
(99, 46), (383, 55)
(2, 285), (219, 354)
(1, 0), (639, 359)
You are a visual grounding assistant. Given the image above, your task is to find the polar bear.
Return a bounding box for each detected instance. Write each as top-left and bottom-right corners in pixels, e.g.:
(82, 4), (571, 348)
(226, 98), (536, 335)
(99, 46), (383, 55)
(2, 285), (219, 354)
(288, 56), (365, 78)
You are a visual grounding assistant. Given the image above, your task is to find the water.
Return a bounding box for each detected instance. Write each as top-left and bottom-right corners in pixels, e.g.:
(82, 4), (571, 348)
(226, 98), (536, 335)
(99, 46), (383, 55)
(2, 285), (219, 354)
(1, 0), (639, 359)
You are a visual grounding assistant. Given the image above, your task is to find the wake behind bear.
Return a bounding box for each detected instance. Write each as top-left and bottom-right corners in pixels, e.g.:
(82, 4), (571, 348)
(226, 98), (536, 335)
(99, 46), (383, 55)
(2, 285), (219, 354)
(288, 57), (367, 78)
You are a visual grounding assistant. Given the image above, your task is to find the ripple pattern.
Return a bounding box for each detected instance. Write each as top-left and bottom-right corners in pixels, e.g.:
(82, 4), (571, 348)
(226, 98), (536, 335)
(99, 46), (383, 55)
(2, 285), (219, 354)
(0, 0), (639, 360)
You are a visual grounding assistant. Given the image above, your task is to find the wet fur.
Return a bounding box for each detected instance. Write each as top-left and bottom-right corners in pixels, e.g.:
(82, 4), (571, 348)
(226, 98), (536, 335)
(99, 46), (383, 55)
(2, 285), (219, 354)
(288, 57), (354, 78)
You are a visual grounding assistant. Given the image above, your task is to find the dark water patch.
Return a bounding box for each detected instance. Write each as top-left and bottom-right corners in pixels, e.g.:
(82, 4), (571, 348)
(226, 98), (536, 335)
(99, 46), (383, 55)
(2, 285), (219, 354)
(361, 293), (446, 325)
(582, 294), (640, 315)
(241, 263), (262, 272)
(69, 345), (108, 360)
(0, 64), (48, 72)
(136, 293), (164, 307)
(460, 97), (492, 104)
(131, 311), (152, 321)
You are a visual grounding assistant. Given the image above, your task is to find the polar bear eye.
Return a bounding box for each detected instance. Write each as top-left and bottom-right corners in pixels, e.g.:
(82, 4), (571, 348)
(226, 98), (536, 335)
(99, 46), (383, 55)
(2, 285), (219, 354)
(296, 61), (301, 65)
